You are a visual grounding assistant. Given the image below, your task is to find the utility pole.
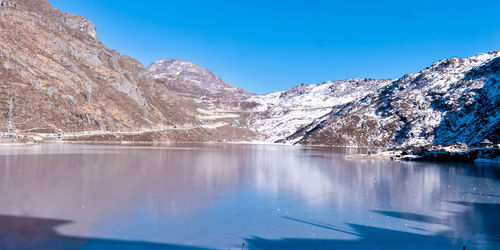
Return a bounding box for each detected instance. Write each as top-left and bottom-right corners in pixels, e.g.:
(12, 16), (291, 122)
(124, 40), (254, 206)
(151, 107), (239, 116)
(7, 97), (13, 133)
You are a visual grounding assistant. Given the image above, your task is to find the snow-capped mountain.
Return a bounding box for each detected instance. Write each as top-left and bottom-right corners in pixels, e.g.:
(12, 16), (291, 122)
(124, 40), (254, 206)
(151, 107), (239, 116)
(147, 51), (499, 148)
(296, 51), (500, 147)
(149, 58), (248, 99)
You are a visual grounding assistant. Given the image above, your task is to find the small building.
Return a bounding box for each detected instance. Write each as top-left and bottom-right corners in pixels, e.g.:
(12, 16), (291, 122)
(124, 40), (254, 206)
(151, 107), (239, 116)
(479, 139), (493, 148)
(32, 135), (43, 143)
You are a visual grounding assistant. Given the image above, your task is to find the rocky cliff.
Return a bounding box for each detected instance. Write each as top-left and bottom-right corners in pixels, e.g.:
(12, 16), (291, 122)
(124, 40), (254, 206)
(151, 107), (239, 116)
(0, 0), (199, 134)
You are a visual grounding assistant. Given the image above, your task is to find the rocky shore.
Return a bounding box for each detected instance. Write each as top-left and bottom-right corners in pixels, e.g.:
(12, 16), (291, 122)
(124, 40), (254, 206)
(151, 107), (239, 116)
(0, 137), (38, 145)
(347, 143), (499, 164)
(400, 147), (499, 163)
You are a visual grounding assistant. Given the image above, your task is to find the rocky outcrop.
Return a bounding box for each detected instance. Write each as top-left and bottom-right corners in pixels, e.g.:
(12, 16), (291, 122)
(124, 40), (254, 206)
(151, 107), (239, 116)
(0, 1), (18, 7)
(401, 148), (499, 163)
(2, 0), (51, 12)
(149, 58), (248, 99)
(63, 14), (97, 39)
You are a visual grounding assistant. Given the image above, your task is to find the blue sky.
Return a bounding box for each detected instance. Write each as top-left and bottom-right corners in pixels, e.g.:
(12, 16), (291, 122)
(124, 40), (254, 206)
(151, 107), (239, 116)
(49, 0), (500, 94)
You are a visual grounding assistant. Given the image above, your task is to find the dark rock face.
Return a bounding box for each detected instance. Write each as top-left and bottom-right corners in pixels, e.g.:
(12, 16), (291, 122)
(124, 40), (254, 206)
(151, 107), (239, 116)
(433, 57), (500, 146)
(0, 1), (18, 7)
(403, 148), (500, 163)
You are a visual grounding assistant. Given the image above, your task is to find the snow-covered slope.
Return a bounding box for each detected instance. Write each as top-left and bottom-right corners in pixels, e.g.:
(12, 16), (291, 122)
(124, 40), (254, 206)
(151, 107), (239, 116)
(247, 79), (393, 143)
(147, 51), (499, 148)
(298, 51), (500, 147)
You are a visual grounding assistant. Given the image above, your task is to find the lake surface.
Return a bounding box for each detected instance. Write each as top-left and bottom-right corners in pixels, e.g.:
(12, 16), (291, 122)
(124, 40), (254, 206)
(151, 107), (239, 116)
(0, 144), (498, 249)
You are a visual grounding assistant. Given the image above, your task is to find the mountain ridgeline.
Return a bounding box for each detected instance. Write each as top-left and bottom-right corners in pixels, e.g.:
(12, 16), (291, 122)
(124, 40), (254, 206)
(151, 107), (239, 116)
(1, 0), (498, 147)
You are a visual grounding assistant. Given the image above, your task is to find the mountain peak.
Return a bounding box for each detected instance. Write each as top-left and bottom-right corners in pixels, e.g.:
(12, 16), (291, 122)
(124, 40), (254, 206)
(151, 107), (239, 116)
(149, 58), (210, 77)
(149, 58), (248, 98)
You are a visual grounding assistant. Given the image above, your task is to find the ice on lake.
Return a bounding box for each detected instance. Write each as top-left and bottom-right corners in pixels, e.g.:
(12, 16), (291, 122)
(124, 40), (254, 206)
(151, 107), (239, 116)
(0, 144), (498, 249)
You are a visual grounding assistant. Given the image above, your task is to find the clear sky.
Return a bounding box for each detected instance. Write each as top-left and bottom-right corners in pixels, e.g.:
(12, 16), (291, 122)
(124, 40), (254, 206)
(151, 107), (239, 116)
(48, 0), (499, 94)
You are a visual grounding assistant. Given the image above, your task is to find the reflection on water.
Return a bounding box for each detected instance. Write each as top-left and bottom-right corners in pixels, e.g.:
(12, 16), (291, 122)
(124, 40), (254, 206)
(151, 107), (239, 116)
(0, 144), (498, 249)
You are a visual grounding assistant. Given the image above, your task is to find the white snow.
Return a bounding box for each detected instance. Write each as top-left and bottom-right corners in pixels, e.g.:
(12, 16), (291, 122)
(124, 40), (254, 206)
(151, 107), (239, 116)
(149, 51), (500, 148)
(247, 79), (394, 142)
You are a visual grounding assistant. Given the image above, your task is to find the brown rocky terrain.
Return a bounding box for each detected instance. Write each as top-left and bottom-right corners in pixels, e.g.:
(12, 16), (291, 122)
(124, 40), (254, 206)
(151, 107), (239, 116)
(0, 0), (190, 133)
(0, 0), (255, 142)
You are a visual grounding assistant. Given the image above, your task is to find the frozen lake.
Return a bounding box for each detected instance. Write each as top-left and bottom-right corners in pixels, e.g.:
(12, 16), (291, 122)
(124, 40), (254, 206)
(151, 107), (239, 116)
(0, 144), (498, 249)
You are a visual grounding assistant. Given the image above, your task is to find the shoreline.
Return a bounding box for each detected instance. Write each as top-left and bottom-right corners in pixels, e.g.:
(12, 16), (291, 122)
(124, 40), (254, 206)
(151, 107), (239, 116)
(0, 140), (379, 150)
(0, 142), (37, 146)
(2, 140), (498, 165)
(345, 151), (401, 161)
(346, 147), (499, 165)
